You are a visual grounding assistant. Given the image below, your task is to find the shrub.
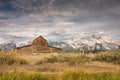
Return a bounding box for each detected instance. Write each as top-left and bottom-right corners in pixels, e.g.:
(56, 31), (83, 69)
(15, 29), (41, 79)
(67, 55), (84, 65)
(36, 54), (92, 65)
(36, 50), (120, 65)
(36, 54), (69, 64)
(94, 51), (120, 64)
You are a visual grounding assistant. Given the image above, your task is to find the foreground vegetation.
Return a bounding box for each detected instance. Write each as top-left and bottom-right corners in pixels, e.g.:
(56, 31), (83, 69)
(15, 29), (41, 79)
(0, 49), (120, 80)
(0, 71), (120, 80)
(36, 50), (120, 65)
(95, 51), (120, 64)
(36, 53), (91, 65)
(0, 51), (27, 65)
(1, 48), (120, 66)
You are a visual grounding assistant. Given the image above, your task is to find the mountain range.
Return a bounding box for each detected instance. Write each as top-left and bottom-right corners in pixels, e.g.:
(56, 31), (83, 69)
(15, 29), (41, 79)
(48, 35), (120, 52)
(0, 35), (120, 52)
(0, 40), (16, 50)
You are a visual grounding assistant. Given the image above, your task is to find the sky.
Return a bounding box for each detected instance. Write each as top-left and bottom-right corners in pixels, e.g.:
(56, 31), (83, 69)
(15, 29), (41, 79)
(0, 0), (120, 43)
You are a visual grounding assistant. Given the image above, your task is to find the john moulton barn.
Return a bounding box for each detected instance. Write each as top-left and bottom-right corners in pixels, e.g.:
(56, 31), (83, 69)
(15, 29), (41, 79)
(15, 36), (62, 53)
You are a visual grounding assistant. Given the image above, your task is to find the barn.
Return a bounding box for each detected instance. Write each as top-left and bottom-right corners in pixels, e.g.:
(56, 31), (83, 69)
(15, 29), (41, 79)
(15, 36), (62, 53)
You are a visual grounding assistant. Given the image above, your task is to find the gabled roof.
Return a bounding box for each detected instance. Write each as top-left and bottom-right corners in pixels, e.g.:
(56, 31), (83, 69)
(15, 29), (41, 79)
(32, 36), (48, 46)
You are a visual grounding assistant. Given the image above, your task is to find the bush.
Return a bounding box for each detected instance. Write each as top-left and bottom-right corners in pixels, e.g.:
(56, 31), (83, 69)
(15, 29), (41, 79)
(36, 54), (92, 65)
(94, 51), (120, 64)
(36, 50), (120, 65)
(36, 54), (69, 64)
(67, 54), (92, 65)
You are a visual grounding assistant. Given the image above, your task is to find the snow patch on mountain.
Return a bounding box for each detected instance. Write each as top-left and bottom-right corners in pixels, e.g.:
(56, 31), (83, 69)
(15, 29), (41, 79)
(48, 36), (120, 51)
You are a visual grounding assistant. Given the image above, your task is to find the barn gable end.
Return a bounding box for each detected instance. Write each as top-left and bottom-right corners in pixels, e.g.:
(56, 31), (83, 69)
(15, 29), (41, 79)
(32, 36), (48, 47)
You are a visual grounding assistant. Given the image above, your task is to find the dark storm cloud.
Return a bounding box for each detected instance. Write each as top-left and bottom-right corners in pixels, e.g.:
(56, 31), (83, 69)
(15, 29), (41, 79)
(0, 0), (120, 20)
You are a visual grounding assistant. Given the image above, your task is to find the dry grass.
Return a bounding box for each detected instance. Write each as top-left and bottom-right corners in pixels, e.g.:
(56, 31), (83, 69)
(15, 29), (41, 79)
(1, 51), (120, 80)
(0, 51), (27, 65)
(1, 50), (120, 73)
(35, 53), (93, 65)
(1, 71), (120, 80)
(0, 53), (120, 73)
(35, 51), (120, 66)
(94, 51), (120, 64)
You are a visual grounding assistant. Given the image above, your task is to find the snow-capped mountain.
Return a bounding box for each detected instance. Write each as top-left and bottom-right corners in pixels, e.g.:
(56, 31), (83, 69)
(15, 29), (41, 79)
(48, 40), (74, 51)
(48, 36), (120, 52)
(0, 40), (16, 50)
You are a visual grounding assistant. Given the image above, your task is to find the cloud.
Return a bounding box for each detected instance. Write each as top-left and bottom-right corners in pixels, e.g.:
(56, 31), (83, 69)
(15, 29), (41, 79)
(54, 21), (74, 27)
(0, 0), (120, 43)
(1, 0), (120, 18)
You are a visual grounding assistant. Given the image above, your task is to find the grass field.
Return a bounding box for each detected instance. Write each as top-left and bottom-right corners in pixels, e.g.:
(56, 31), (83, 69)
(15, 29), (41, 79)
(0, 50), (120, 80)
(1, 71), (120, 80)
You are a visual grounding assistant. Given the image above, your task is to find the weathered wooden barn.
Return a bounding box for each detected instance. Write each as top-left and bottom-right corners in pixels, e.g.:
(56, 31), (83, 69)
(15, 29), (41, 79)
(15, 36), (62, 53)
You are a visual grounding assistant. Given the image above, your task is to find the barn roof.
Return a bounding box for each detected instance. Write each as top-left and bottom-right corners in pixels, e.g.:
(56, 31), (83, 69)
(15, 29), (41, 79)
(32, 36), (48, 46)
(16, 45), (32, 49)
